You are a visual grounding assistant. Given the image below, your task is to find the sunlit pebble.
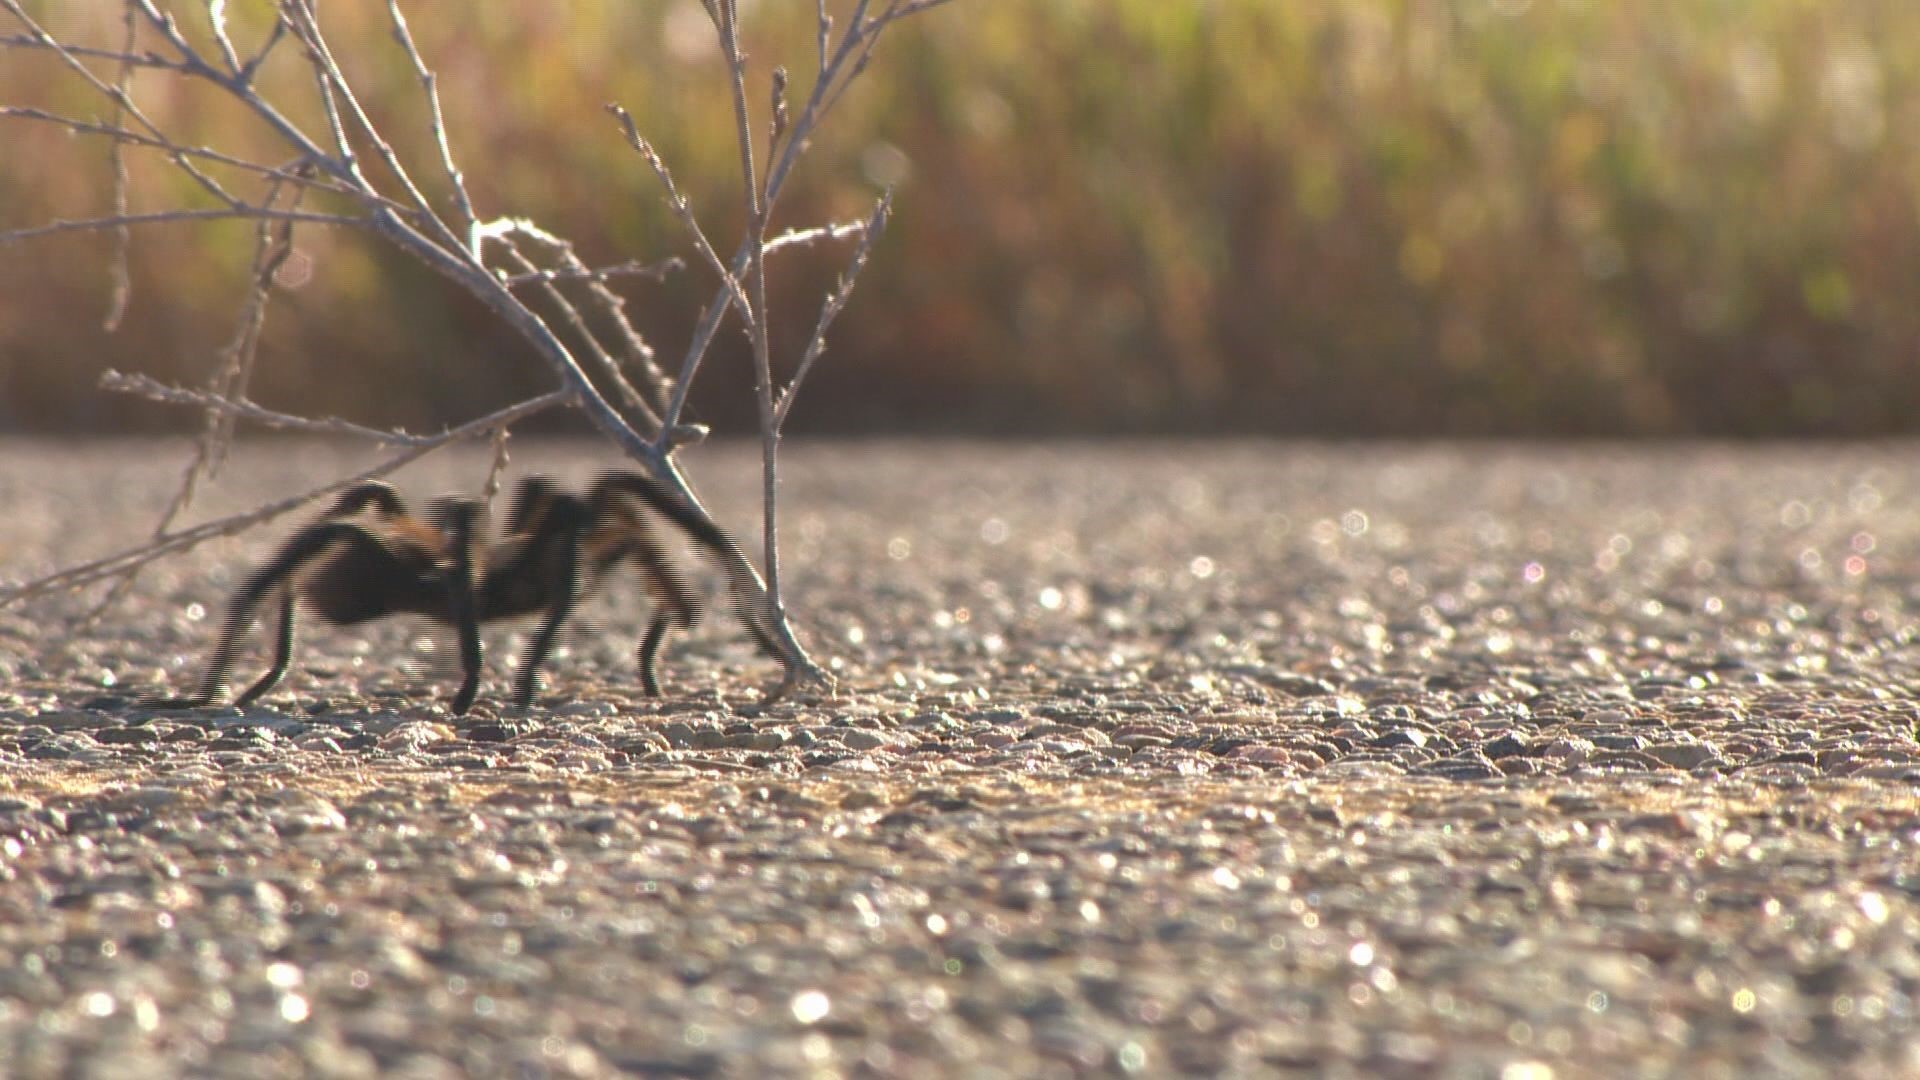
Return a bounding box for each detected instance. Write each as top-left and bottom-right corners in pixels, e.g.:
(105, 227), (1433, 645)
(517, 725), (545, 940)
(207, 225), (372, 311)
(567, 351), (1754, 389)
(790, 989), (831, 1025)
(266, 962), (303, 989)
(1349, 941), (1375, 966)
(83, 992), (115, 1018)
(845, 625), (866, 645)
(1080, 900), (1102, 924)
(1501, 1064), (1555, 1080)
(1211, 866), (1241, 890)
(1038, 586), (1064, 611)
(280, 994), (310, 1023)
(925, 913), (948, 935)
(1859, 891), (1890, 924)
(1189, 556), (1216, 579)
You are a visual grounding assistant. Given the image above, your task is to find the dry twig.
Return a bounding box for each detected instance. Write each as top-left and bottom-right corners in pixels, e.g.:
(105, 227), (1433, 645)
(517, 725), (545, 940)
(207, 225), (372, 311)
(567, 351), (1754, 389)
(1, 0), (956, 702)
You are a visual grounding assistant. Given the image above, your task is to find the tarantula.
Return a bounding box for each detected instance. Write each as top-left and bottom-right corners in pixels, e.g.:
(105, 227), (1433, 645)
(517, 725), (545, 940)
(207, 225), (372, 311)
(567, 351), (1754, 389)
(151, 470), (780, 714)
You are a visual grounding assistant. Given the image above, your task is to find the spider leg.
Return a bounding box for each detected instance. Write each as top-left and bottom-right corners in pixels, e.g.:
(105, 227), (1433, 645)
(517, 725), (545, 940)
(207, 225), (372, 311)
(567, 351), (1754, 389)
(511, 500), (586, 708)
(604, 513), (701, 696)
(325, 481), (410, 521)
(503, 475), (563, 537)
(232, 586), (297, 707)
(637, 614), (671, 697)
(171, 520), (380, 708)
(431, 499), (486, 716)
(592, 470), (787, 673)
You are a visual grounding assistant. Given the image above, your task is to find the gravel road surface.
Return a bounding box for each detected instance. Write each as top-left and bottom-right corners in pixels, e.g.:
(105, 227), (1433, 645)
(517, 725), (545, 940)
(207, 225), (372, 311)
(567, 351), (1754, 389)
(2, 439), (1918, 1077)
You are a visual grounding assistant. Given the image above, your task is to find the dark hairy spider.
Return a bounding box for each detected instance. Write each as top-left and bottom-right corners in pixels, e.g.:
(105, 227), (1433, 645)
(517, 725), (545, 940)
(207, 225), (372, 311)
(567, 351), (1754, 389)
(151, 470), (781, 714)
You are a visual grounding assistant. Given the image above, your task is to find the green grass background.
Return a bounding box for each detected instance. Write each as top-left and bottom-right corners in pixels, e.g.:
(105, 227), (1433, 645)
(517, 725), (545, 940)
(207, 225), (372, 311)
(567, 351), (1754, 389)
(4, 1), (1918, 436)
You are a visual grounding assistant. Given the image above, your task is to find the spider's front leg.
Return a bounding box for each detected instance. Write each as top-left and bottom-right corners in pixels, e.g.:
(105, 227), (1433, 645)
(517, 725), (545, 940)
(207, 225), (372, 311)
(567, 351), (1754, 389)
(148, 520), (377, 709)
(592, 470), (787, 685)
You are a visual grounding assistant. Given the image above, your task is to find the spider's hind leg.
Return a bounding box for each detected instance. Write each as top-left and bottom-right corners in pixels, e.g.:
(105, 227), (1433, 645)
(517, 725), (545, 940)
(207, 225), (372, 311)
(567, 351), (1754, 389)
(506, 495), (588, 708)
(429, 498), (487, 716)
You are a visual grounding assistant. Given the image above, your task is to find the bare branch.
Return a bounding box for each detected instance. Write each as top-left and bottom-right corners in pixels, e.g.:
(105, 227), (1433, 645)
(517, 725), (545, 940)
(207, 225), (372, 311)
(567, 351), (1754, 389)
(655, 0), (933, 439)
(1, 0), (243, 209)
(278, 2), (361, 178)
(238, 18), (288, 86)
(207, 0), (243, 73)
(816, 0), (831, 78)
(479, 225), (665, 436)
(714, 0), (786, 616)
(477, 213), (676, 415)
(0, 107), (405, 206)
(774, 189), (891, 429)
(0, 207), (364, 245)
(765, 219), (871, 255)
(0, 389), (571, 609)
(606, 103), (753, 322)
(103, 4), (138, 331)
(0, 0), (949, 699)
(102, 370), (443, 446)
(386, 0), (477, 245)
(499, 256), (683, 289)
(278, 0), (470, 261)
(769, 66), (790, 156)
(204, 170), (315, 473)
(481, 425), (512, 511)
(0, 34), (187, 72)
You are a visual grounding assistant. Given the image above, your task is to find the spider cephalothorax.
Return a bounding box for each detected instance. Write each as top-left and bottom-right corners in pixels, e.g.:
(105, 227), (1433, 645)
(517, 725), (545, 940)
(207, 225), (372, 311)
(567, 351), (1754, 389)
(152, 470), (780, 714)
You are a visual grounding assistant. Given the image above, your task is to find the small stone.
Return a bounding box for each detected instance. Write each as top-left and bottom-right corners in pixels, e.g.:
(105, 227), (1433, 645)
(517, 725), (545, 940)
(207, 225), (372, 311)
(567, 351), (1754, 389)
(1644, 741), (1721, 770)
(841, 730), (889, 751)
(1370, 729), (1429, 750)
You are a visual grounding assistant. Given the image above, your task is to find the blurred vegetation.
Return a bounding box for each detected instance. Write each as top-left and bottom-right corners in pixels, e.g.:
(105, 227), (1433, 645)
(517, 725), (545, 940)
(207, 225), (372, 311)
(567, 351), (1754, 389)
(4, 0), (1920, 436)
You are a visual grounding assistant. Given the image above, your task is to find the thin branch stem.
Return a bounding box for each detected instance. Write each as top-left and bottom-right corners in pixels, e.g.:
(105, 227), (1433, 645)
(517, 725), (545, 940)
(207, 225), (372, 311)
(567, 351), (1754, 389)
(773, 189), (891, 429)
(766, 219), (871, 254)
(499, 256), (682, 288)
(0, 208), (364, 245)
(483, 230), (665, 437)
(102, 370), (447, 446)
(0, 34), (188, 72)
(386, 0), (477, 246)
(0, 108), (402, 205)
(606, 104), (753, 322)
(102, 4), (137, 332)
(206, 0), (243, 73)
(1, 0), (241, 209)
(712, 0), (786, 614)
